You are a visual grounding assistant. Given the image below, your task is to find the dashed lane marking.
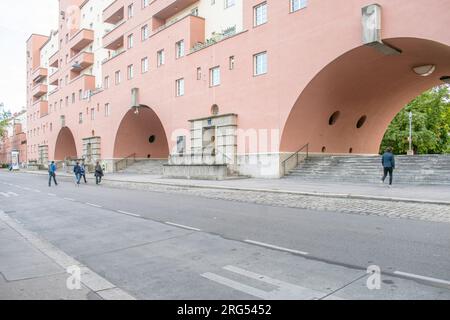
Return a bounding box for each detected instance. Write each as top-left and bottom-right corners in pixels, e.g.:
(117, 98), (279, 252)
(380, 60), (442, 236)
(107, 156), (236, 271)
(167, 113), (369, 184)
(64, 198), (75, 202)
(165, 222), (201, 232)
(117, 210), (141, 218)
(244, 239), (309, 256)
(86, 203), (103, 208)
(394, 271), (450, 287)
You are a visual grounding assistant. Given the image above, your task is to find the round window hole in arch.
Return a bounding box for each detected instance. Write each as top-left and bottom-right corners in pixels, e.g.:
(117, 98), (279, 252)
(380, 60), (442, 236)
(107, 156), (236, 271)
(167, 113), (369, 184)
(149, 135), (156, 144)
(328, 111), (341, 126)
(356, 115), (367, 129)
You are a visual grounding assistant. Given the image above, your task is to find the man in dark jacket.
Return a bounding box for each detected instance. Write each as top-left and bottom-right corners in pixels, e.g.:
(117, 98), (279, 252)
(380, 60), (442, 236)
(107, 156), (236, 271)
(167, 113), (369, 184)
(94, 161), (104, 185)
(74, 162), (82, 185)
(381, 147), (395, 186)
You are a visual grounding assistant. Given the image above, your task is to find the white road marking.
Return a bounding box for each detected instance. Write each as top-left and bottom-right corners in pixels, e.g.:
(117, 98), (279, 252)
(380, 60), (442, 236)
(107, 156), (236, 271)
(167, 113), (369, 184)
(394, 271), (450, 287)
(165, 222), (201, 231)
(64, 198), (75, 202)
(32, 189), (41, 193)
(202, 265), (331, 300)
(47, 193), (56, 196)
(244, 240), (309, 256)
(117, 210), (141, 218)
(0, 210), (136, 300)
(0, 192), (19, 197)
(86, 203), (102, 208)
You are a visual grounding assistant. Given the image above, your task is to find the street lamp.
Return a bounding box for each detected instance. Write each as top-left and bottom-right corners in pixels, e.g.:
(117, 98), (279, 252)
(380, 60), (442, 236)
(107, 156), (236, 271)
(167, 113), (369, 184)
(408, 111), (414, 155)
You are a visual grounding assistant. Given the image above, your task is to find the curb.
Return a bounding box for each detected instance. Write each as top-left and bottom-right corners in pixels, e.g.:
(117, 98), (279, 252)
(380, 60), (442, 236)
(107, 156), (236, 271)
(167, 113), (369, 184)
(16, 170), (450, 206)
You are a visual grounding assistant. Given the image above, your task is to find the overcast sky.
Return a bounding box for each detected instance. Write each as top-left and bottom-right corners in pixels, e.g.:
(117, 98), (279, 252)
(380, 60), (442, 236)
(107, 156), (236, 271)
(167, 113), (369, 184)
(0, 0), (59, 113)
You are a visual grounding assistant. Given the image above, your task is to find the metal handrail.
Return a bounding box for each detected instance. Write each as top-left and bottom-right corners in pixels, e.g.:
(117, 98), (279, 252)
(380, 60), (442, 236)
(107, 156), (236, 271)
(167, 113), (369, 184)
(281, 143), (309, 176)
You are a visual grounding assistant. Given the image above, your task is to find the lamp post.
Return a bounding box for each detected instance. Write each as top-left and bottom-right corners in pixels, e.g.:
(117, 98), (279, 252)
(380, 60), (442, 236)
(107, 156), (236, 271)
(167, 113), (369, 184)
(407, 111), (414, 155)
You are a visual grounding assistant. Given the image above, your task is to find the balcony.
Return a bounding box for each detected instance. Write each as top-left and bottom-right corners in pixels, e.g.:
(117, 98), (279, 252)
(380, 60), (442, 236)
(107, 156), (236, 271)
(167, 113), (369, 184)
(49, 51), (59, 68)
(103, 20), (125, 49)
(69, 51), (94, 72)
(103, 0), (124, 24)
(32, 84), (48, 98)
(70, 29), (94, 53)
(32, 67), (47, 82)
(69, 74), (96, 93)
(34, 100), (48, 117)
(48, 69), (59, 86)
(152, 0), (199, 21)
(153, 14), (205, 48)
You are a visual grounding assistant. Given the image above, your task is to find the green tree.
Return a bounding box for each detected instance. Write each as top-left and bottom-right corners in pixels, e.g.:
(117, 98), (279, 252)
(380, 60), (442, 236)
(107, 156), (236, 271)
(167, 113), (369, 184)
(0, 111), (11, 138)
(380, 85), (450, 154)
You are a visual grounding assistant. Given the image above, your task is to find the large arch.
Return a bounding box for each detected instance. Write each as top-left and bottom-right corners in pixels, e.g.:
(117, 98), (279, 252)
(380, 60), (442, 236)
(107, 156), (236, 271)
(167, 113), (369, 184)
(54, 127), (78, 160)
(280, 37), (450, 155)
(113, 106), (169, 159)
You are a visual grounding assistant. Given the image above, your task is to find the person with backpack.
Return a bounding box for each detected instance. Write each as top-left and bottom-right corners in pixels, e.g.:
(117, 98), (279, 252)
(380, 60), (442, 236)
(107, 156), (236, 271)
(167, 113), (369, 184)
(94, 161), (104, 185)
(381, 147), (396, 187)
(73, 162), (82, 186)
(48, 161), (58, 187)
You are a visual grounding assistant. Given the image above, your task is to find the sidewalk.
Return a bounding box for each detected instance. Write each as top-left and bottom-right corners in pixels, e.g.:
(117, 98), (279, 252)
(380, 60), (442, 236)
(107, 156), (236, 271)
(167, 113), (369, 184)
(16, 169), (450, 205)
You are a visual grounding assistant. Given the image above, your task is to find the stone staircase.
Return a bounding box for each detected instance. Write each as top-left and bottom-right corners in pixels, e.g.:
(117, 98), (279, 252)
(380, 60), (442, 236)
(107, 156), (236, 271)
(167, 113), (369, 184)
(287, 155), (450, 185)
(119, 159), (167, 175)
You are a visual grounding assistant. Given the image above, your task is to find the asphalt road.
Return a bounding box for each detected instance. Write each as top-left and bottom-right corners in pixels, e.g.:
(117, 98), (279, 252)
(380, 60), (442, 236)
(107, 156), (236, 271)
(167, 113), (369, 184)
(0, 171), (449, 299)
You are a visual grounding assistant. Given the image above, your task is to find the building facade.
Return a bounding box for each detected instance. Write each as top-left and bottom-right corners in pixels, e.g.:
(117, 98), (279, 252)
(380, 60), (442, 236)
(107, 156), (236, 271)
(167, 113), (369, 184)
(0, 110), (28, 166)
(26, 0), (450, 177)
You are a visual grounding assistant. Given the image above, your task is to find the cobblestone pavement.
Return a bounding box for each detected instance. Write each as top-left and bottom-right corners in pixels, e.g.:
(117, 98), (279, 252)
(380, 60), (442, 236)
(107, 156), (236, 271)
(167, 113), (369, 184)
(104, 181), (450, 224)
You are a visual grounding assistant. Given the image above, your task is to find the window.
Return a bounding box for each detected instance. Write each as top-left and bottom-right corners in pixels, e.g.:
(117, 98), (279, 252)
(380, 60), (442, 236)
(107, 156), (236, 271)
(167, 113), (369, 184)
(79, 112), (83, 124)
(90, 108), (95, 120)
(127, 4), (134, 19)
(177, 136), (186, 154)
(72, 93), (75, 103)
(225, 0), (235, 8)
(254, 2), (268, 26)
(115, 70), (121, 84)
(254, 51), (268, 76)
(176, 40), (185, 59)
(142, 0), (149, 8)
(104, 76), (110, 89)
(210, 66), (221, 86)
(127, 64), (134, 79)
(141, 25), (149, 41)
(176, 78), (185, 97)
(197, 67), (202, 80)
(141, 57), (149, 73)
(291, 0), (307, 12)
(127, 34), (134, 49)
(105, 103), (111, 117)
(79, 89), (83, 100)
(229, 56), (235, 70)
(65, 96), (69, 106)
(157, 49), (165, 67)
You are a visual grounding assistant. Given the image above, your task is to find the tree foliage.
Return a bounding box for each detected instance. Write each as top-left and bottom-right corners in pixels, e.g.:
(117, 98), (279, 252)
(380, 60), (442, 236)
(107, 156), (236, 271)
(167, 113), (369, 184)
(380, 85), (450, 155)
(0, 111), (11, 138)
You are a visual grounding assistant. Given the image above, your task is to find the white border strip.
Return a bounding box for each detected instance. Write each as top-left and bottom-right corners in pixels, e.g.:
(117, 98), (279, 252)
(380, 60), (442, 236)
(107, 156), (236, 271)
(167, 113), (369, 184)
(0, 210), (136, 300)
(86, 203), (102, 208)
(165, 222), (201, 232)
(245, 240), (308, 256)
(394, 271), (450, 286)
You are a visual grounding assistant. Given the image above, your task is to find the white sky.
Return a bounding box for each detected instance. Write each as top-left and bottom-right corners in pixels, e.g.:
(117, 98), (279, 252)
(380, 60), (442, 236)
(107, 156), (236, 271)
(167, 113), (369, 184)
(0, 0), (59, 113)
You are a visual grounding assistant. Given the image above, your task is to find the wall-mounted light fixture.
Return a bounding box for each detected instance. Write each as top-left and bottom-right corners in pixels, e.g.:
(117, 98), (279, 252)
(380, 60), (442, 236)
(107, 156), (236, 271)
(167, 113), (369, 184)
(413, 65), (436, 77)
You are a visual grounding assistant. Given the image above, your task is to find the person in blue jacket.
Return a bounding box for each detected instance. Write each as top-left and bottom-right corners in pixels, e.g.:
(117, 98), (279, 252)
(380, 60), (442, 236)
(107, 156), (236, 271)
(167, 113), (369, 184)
(381, 147), (395, 186)
(48, 161), (58, 187)
(73, 162), (82, 185)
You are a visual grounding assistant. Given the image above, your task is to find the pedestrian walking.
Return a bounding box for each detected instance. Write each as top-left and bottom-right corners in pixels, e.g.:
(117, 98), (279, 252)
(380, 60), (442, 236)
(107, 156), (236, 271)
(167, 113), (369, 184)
(80, 161), (87, 184)
(48, 161), (58, 187)
(381, 147), (395, 187)
(74, 162), (82, 186)
(94, 161), (104, 185)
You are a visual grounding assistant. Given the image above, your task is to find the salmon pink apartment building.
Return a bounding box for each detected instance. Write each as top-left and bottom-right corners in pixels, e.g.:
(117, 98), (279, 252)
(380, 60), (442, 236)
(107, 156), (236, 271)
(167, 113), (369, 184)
(26, 0), (450, 178)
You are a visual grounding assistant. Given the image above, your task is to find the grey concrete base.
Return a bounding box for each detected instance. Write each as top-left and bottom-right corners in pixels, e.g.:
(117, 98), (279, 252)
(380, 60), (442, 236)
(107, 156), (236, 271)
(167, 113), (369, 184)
(163, 164), (231, 180)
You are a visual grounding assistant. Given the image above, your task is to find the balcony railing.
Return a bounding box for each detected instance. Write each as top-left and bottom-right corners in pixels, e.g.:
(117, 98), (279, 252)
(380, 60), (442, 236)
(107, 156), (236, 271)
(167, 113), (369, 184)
(69, 51), (94, 71)
(103, 0), (124, 24)
(31, 67), (48, 82)
(32, 84), (48, 98)
(70, 29), (94, 52)
(190, 26), (237, 54)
